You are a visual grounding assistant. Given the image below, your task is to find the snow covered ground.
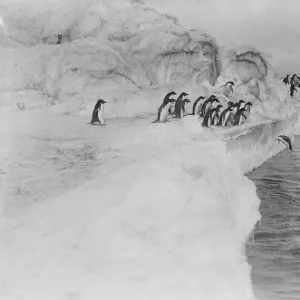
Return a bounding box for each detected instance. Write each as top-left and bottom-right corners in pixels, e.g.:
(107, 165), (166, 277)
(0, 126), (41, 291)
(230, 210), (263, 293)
(1, 0), (300, 299)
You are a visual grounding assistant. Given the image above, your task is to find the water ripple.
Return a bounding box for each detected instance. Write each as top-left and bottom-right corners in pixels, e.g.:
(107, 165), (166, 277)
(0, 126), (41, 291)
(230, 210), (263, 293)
(247, 137), (300, 300)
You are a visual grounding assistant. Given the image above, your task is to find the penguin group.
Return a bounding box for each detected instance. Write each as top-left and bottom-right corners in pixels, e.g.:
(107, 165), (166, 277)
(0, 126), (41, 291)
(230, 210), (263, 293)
(283, 73), (300, 97)
(152, 88), (252, 129)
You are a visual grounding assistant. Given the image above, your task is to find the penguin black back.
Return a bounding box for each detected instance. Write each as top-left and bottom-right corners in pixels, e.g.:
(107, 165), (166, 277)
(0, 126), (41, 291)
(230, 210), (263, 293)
(174, 92), (188, 118)
(192, 96), (205, 115)
(233, 107), (247, 126)
(163, 91), (177, 104)
(277, 135), (293, 151)
(88, 99), (107, 125)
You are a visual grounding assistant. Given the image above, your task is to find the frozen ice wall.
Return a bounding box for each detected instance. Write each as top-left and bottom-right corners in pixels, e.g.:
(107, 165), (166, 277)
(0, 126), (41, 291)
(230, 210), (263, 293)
(0, 0), (222, 113)
(0, 0), (298, 121)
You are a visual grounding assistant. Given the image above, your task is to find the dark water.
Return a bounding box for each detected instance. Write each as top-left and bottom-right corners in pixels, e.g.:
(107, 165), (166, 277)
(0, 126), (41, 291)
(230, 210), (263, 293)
(247, 137), (300, 300)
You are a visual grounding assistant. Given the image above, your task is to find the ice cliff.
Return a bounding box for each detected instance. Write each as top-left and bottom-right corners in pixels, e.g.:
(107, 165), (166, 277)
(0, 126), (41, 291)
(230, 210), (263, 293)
(3, 0), (297, 121)
(1, 1), (300, 300)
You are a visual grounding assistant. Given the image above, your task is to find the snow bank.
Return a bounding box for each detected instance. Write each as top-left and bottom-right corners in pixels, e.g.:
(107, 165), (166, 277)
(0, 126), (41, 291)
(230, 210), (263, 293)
(0, 115), (260, 300)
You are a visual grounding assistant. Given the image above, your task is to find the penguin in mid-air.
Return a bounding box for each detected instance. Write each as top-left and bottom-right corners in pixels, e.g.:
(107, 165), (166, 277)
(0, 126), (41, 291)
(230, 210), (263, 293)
(218, 103), (238, 127)
(283, 75), (290, 85)
(202, 104), (223, 128)
(290, 84), (297, 97)
(152, 97), (176, 123)
(276, 135), (293, 151)
(233, 107), (247, 126)
(221, 81), (235, 97)
(88, 99), (107, 125)
(200, 95), (219, 117)
(192, 96), (205, 115)
(174, 92), (189, 118)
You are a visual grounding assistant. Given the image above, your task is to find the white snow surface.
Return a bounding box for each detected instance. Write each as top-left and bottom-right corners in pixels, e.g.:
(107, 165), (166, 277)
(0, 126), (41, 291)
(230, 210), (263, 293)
(1, 1), (300, 300)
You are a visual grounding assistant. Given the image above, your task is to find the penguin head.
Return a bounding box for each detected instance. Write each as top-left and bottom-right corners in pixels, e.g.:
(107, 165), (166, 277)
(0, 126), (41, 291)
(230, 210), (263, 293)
(197, 96), (205, 101)
(180, 92), (189, 97)
(165, 91), (177, 98)
(226, 81), (235, 86)
(238, 100), (245, 107)
(183, 99), (191, 103)
(245, 102), (252, 107)
(212, 98), (220, 104)
(227, 101), (234, 107)
(99, 99), (107, 104)
(215, 105), (223, 111)
(208, 95), (217, 100)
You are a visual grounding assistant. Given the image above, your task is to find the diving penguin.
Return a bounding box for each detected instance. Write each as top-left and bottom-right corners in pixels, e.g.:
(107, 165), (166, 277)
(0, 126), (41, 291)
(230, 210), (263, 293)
(276, 135), (293, 151)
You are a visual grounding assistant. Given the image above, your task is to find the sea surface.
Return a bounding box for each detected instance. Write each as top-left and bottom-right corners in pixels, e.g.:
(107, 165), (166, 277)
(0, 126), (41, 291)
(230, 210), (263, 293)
(247, 137), (300, 300)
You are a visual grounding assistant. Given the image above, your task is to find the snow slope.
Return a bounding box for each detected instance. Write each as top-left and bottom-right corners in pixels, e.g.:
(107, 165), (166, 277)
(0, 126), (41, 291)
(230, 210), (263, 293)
(1, 1), (300, 300)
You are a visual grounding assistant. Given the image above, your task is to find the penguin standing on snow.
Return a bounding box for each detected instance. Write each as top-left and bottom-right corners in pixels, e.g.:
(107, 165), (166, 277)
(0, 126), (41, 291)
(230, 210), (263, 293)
(290, 84), (297, 97)
(221, 81), (235, 97)
(243, 102), (252, 118)
(174, 92), (189, 118)
(283, 75), (290, 85)
(200, 95), (219, 117)
(218, 104), (237, 127)
(233, 107), (247, 126)
(182, 98), (191, 116)
(162, 91), (177, 114)
(88, 99), (107, 125)
(276, 135), (293, 151)
(224, 104), (239, 127)
(152, 97), (176, 123)
(202, 105), (222, 128)
(192, 96), (205, 115)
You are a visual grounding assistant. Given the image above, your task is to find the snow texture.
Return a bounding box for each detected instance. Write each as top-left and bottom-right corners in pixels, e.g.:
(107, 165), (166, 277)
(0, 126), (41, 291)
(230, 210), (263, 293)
(1, 1), (300, 300)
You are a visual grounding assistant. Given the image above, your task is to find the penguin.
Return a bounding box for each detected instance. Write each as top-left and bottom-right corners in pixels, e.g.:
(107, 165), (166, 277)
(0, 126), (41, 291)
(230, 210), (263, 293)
(290, 84), (297, 97)
(235, 99), (246, 109)
(233, 107), (247, 126)
(291, 74), (297, 85)
(202, 105), (222, 128)
(192, 96), (205, 115)
(88, 99), (107, 125)
(243, 102), (252, 118)
(152, 98), (176, 123)
(225, 104), (239, 127)
(200, 95), (219, 117)
(227, 101), (234, 107)
(162, 91), (177, 114)
(276, 135), (293, 151)
(283, 75), (290, 85)
(163, 91), (177, 104)
(218, 104), (238, 127)
(182, 98), (191, 116)
(222, 81), (235, 97)
(174, 92), (189, 118)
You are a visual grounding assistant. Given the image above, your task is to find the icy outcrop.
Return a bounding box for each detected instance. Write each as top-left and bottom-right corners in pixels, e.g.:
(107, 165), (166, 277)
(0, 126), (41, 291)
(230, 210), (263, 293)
(0, 0), (221, 112)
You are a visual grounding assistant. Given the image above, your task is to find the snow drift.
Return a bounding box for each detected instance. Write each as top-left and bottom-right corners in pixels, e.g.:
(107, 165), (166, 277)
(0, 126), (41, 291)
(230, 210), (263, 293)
(1, 1), (300, 300)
